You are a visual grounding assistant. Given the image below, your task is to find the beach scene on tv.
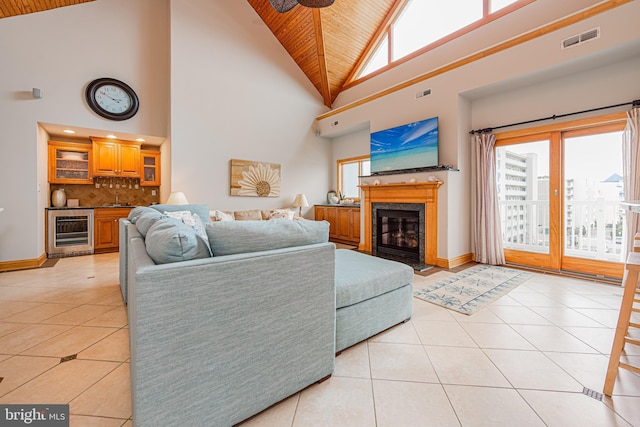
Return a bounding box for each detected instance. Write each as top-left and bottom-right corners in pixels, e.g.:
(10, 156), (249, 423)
(370, 116), (439, 173)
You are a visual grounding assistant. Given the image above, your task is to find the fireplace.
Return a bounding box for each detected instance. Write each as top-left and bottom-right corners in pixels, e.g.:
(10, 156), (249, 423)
(372, 203), (426, 269)
(360, 182), (441, 268)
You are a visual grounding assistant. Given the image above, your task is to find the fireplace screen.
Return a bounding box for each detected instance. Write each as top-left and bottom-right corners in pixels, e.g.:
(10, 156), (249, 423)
(376, 209), (420, 260)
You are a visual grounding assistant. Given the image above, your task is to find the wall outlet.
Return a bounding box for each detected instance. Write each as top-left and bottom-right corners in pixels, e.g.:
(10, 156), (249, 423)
(151, 190), (157, 196)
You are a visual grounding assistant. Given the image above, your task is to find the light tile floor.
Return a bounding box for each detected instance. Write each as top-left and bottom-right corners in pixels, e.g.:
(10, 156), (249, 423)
(1, 254), (639, 426)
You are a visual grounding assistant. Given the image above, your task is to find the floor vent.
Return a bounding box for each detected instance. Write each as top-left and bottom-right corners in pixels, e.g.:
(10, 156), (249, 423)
(583, 387), (604, 401)
(60, 354), (77, 364)
(562, 27), (600, 50)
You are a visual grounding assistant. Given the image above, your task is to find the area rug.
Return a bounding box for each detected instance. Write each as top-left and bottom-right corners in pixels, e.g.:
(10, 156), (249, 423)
(414, 264), (531, 315)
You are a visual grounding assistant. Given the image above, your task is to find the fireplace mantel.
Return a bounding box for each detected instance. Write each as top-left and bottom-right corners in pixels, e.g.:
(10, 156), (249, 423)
(360, 182), (441, 266)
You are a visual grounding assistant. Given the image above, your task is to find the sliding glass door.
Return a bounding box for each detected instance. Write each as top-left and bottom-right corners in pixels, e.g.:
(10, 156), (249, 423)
(561, 125), (626, 277)
(495, 117), (626, 278)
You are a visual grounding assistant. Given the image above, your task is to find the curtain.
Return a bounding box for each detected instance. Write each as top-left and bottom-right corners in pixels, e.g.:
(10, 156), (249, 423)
(623, 107), (640, 257)
(471, 133), (505, 265)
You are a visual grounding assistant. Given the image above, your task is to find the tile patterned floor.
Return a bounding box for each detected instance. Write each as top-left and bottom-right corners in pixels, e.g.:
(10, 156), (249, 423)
(1, 254), (639, 426)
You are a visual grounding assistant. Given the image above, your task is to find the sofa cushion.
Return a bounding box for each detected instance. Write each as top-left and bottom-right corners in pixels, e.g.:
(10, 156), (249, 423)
(145, 217), (211, 264)
(150, 204), (210, 224)
(133, 210), (165, 237)
(206, 219), (329, 256)
(334, 249), (414, 309)
(233, 209), (263, 221)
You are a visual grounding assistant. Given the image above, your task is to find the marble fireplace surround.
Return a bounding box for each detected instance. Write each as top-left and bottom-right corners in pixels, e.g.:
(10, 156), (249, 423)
(360, 182), (441, 266)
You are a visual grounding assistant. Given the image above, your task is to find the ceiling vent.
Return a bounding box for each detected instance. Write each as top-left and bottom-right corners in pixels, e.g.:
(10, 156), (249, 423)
(562, 27), (600, 50)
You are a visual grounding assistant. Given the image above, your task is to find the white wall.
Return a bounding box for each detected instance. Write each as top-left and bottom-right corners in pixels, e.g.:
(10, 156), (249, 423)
(169, 0), (330, 216)
(0, 0), (169, 262)
(320, 0), (640, 262)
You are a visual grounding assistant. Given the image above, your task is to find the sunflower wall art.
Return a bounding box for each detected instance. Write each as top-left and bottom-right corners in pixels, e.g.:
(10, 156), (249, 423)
(230, 159), (281, 197)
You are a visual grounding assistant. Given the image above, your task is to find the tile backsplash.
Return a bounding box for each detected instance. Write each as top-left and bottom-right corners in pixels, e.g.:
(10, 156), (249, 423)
(50, 180), (159, 207)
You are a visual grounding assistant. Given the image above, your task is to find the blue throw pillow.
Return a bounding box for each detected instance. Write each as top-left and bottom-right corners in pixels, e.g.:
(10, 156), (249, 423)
(128, 206), (157, 224)
(134, 210), (165, 237)
(145, 217), (211, 264)
(206, 219), (329, 256)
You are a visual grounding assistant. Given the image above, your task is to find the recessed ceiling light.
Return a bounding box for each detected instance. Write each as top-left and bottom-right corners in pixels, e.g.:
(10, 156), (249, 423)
(136, 138), (146, 142)
(63, 129), (76, 134)
(106, 134), (117, 139)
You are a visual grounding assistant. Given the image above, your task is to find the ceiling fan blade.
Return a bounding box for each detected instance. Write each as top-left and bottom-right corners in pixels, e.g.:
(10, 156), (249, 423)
(297, 0), (334, 7)
(269, 0), (298, 13)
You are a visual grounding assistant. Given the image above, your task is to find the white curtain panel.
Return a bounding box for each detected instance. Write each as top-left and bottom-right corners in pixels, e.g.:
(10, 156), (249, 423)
(471, 133), (505, 265)
(623, 107), (640, 256)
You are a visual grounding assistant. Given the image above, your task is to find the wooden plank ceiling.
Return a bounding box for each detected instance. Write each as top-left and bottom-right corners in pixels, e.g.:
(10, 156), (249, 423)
(0, 0), (93, 18)
(248, 0), (399, 107)
(1, 0), (398, 108)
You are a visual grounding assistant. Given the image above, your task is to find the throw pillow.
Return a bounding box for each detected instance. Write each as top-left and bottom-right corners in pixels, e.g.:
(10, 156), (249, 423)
(269, 209), (294, 220)
(145, 217), (211, 264)
(233, 209), (263, 221)
(164, 210), (212, 256)
(128, 206), (157, 224)
(210, 209), (235, 222)
(206, 219), (329, 256)
(150, 204), (210, 224)
(134, 210), (165, 237)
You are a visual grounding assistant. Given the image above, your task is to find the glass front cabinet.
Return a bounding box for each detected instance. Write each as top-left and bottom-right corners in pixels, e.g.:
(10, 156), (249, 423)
(140, 150), (161, 186)
(48, 141), (93, 184)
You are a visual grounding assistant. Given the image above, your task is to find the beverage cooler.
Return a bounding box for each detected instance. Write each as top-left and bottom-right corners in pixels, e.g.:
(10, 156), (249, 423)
(47, 209), (94, 258)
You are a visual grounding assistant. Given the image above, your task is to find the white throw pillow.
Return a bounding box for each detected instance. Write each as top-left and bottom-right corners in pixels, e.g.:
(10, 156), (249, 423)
(269, 209), (294, 220)
(210, 209), (235, 222)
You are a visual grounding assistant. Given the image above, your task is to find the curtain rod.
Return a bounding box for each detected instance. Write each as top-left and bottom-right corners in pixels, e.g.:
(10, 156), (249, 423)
(469, 99), (640, 135)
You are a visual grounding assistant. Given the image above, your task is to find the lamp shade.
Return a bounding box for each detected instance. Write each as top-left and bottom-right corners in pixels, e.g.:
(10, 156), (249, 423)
(293, 193), (309, 216)
(293, 193), (309, 208)
(166, 191), (189, 205)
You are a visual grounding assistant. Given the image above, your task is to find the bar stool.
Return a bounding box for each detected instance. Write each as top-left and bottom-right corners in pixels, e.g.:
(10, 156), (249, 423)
(604, 252), (640, 396)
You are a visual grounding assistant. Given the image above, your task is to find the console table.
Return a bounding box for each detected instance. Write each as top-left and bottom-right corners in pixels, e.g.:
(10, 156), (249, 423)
(314, 204), (360, 245)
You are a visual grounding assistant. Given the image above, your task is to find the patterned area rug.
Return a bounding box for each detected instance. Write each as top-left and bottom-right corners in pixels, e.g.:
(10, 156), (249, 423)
(414, 264), (531, 315)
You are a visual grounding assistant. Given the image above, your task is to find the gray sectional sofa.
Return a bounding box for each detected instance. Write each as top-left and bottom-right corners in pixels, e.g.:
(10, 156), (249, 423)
(120, 204), (414, 426)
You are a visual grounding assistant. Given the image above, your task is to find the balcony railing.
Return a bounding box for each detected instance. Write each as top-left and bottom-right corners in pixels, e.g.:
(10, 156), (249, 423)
(499, 199), (626, 262)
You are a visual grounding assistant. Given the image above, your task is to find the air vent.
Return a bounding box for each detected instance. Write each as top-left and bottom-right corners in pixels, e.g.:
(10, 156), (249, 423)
(562, 27), (600, 50)
(416, 89), (432, 99)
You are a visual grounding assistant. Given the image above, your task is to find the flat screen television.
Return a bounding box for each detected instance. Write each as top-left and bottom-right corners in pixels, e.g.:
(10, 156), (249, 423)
(370, 116), (438, 175)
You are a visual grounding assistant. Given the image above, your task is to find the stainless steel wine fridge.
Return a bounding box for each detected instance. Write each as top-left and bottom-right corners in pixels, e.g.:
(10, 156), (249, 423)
(47, 209), (94, 258)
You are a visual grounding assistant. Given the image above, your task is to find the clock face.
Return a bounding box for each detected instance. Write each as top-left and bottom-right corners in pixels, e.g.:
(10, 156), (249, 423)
(95, 84), (132, 114)
(85, 78), (139, 121)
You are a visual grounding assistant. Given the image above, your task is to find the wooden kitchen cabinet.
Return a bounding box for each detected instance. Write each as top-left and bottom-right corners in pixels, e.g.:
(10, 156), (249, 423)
(140, 150), (161, 186)
(94, 207), (132, 253)
(314, 205), (360, 244)
(48, 141), (93, 184)
(91, 137), (141, 178)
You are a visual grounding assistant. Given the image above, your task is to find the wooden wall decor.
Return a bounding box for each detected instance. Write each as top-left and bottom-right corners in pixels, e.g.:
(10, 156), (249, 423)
(230, 159), (281, 197)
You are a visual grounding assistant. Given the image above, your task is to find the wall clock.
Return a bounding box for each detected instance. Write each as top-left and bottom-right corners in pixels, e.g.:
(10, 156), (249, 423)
(85, 77), (139, 121)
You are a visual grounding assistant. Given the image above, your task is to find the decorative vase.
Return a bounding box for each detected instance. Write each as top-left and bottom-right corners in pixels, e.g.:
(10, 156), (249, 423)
(51, 188), (66, 207)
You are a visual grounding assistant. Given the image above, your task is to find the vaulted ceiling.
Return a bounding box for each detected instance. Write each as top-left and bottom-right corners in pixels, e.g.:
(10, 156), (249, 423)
(0, 0), (401, 108)
(247, 0), (404, 107)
